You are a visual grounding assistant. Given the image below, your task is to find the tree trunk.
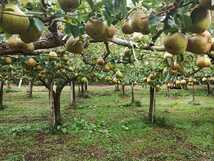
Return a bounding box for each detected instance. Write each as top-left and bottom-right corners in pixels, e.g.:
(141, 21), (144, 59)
(78, 84), (81, 96)
(131, 83), (135, 103)
(70, 81), (76, 107)
(0, 81), (4, 109)
(115, 84), (120, 91)
(166, 87), (170, 97)
(27, 80), (33, 98)
(192, 83), (195, 103)
(49, 83), (61, 128)
(207, 81), (211, 96)
(148, 86), (156, 123)
(122, 85), (125, 96)
(6, 80), (11, 90)
(85, 82), (88, 92)
(18, 79), (22, 88)
(81, 83), (84, 97)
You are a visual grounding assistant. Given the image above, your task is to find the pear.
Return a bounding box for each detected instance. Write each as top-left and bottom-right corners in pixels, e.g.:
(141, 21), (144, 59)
(48, 51), (58, 60)
(122, 21), (133, 34)
(164, 32), (188, 55)
(26, 57), (37, 67)
(7, 35), (25, 49)
(22, 43), (34, 53)
(0, 4), (30, 34)
(20, 24), (42, 43)
(180, 80), (187, 85)
(85, 18), (107, 41)
(7, 35), (34, 53)
(65, 37), (84, 54)
(106, 25), (117, 40)
(96, 58), (105, 66)
(103, 64), (111, 72)
(191, 7), (211, 33)
(187, 31), (212, 54)
(115, 71), (123, 79)
(202, 77), (207, 82)
(130, 10), (149, 34)
(58, 0), (80, 12)
(4, 57), (12, 64)
(196, 55), (211, 68)
(199, 0), (214, 10)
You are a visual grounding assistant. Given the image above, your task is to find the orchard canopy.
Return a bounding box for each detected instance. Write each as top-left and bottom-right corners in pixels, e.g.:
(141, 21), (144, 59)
(0, 0), (214, 127)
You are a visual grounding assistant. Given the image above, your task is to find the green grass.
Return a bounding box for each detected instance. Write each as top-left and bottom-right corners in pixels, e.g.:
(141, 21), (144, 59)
(0, 85), (213, 161)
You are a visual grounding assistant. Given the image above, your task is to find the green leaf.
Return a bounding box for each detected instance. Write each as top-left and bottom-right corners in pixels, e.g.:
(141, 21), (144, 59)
(32, 18), (45, 32)
(103, 0), (128, 25)
(86, 0), (94, 10)
(148, 14), (164, 33)
(64, 23), (84, 37)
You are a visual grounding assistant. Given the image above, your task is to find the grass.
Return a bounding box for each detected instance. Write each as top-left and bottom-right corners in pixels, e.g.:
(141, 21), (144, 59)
(0, 85), (213, 161)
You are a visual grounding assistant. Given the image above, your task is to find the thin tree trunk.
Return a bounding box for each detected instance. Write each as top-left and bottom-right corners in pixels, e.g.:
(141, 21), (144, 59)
(131, 83), (135, 103)
(27, 80), (33, 98)
(122, 85), (125, 96)
(49, 83), (61, 128)
(166, 87), (170, 97)
(18, 79), (22, 88)
(0, 81), (4, 109)
(115, 84), (120, 91)
(148, 86), (156, 123)
(81, 83), (84, 97)
(192, 83), (195, 103)
(78, 84), (81, 96)
(70, 81), (76, 107)
(6, 81), (11, 90)
(85, 82), (88, 92)
(207, 81), (211, 96)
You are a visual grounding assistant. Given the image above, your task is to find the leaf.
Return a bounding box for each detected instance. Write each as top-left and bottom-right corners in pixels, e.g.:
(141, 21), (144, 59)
(179, 14), (192, 33)
(131, 0), (139, 5)
(165, 16), (179, 33)
(86, 0), (94, 9)
(103, 0), (128, 25)
(64, 23), (84, 37)
(32, 18), (45, 32)
(148, 14), (165, 33)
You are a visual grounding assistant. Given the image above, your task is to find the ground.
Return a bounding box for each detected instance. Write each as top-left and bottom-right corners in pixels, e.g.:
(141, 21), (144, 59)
(0, 85), (213, 161)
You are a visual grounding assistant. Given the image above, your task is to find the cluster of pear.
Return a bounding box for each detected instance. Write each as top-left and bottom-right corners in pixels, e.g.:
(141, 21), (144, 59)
(65, 37), (84, 54)
(122, 10), (149, 35)
(167, 77), (198, 89)
(66, 17), (117, 54)
(7, 35), (34, 53)
(0, 3), (43, 53)
(202, 76), (214, 83)
(110, 70), (123, 84)
(85, 18), (117, 42)
(164, 0), (214, 69)
(96, 57), (114, 73)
